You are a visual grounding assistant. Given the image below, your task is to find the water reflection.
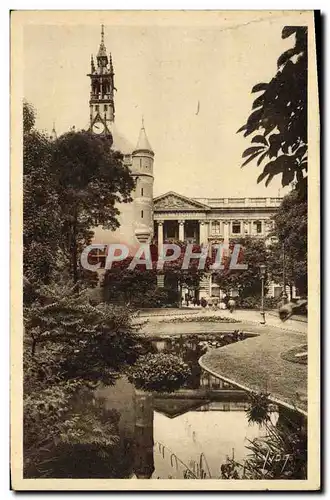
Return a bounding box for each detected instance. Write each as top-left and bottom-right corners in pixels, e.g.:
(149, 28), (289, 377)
(95, 332), (276, 479)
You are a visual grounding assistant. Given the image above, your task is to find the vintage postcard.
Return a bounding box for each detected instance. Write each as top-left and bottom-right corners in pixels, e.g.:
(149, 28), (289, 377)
(11, 10), (320, 491)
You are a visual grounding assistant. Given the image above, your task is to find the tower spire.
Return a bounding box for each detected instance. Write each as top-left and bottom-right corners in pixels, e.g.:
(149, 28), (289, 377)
(91, 54), (95, 73)
(97, 24), (108, 60)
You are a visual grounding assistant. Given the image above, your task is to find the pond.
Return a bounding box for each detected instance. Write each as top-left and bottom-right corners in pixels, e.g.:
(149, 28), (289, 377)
(95, 332), (278, 479)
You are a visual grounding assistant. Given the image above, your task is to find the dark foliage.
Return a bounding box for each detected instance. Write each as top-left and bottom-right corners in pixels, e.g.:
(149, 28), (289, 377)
(238, 27), (307, 196)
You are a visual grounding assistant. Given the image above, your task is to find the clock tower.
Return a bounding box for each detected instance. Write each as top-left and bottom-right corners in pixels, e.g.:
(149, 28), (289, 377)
(88, 25), (115, 142)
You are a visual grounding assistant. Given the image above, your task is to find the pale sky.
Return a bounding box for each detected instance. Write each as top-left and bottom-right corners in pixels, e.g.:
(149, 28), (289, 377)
(23, 11), (304, 198)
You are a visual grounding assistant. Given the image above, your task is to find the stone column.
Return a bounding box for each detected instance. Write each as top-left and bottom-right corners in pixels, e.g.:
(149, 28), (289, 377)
(199, 220), (205, 245)
(157, 220), (164, 246)
(178, 220), (185, 242)
(204, 221), (209, 244)
(261, 220), (265, 235)
(223, 221), (229, 244)
(220, 221), (224, 237)
(248, 221), (253, 236)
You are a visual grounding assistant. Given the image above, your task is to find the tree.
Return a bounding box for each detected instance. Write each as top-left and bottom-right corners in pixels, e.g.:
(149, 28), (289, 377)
(51, 131), (135, 283)
(23, 282), (147, 475)
(102, 257), (158, 306)
(24, 282), (144, 385)
(268, 191), (307, 296)
(23, 101), (61, 289)
(238, 27), (307, 196)
(213, 238), (268, 299)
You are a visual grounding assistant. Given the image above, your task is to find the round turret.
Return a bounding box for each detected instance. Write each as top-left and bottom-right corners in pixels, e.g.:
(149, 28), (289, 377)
(131, 120), (154, 244)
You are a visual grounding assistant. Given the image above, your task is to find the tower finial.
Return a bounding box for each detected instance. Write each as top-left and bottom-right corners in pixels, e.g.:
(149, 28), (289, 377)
(134, 118), (153, 153)
(97, 24), (107, 61)
(50, 121), (57, 141)
(109, 52), (114, 73)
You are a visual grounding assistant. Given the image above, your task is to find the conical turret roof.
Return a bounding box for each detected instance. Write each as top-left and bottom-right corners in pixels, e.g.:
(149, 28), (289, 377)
(133, 119), (153, 154)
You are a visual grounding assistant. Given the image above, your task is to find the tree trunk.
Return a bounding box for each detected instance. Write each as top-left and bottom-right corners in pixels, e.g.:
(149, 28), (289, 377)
(72, 211), (79, 284)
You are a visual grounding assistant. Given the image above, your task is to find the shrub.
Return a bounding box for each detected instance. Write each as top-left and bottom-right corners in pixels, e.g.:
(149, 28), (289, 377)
(236, 296), (279, 310)
(127, 353), (191, 393)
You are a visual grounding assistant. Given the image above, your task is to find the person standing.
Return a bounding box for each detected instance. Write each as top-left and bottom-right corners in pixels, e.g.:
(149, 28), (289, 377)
(228, 298), (236, 313)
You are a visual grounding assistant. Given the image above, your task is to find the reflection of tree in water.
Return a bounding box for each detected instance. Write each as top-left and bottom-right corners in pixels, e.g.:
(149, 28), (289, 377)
(26, 388), (135, 479)
(43, 438), (135, 478)
(161, 332), (246, 389)
(162, 335), (206, 389)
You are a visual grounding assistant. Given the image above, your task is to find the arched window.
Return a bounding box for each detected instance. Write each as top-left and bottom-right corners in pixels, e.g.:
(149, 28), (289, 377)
(141, 210), (144, 219)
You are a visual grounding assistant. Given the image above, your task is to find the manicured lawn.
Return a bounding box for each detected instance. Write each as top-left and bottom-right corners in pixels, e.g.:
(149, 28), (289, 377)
(201, 327), (307, 414)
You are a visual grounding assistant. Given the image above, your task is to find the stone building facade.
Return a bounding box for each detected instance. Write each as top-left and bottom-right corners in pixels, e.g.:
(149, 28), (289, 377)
(153, 193), (282, 300)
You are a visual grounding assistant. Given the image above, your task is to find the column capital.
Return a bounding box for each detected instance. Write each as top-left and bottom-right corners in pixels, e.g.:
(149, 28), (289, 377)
(178, 220), (185, 226)
(199, 220), (205, 225)
(157, 220), (164, 226)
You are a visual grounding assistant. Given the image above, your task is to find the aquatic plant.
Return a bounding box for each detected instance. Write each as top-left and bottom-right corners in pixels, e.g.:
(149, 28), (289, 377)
(246, 391), (272, 425)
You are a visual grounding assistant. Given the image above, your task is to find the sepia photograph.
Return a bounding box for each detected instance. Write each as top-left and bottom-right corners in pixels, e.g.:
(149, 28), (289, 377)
(10, 10), (320, 490)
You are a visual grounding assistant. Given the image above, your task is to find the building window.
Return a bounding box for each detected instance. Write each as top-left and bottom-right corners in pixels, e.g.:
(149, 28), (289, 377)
(95, 105), (99, 112)
(104, 104), (108, 112)
(166, 221), (176, 239)
(232, 222), (241, 234)
(141, 188), (144, 196)
(254, 221), (262, 234)
(141, 210), (143, 219)
(140, 158), (142, 168)
(212, 221), (221, 235)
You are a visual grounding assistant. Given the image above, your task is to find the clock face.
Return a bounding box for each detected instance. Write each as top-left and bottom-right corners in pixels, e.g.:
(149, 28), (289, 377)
(92, 122), (105, 135)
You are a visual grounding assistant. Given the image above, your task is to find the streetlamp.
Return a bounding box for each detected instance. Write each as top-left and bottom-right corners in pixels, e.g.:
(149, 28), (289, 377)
(282, 242), (287, 300)
(260, 264), (266, 325)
